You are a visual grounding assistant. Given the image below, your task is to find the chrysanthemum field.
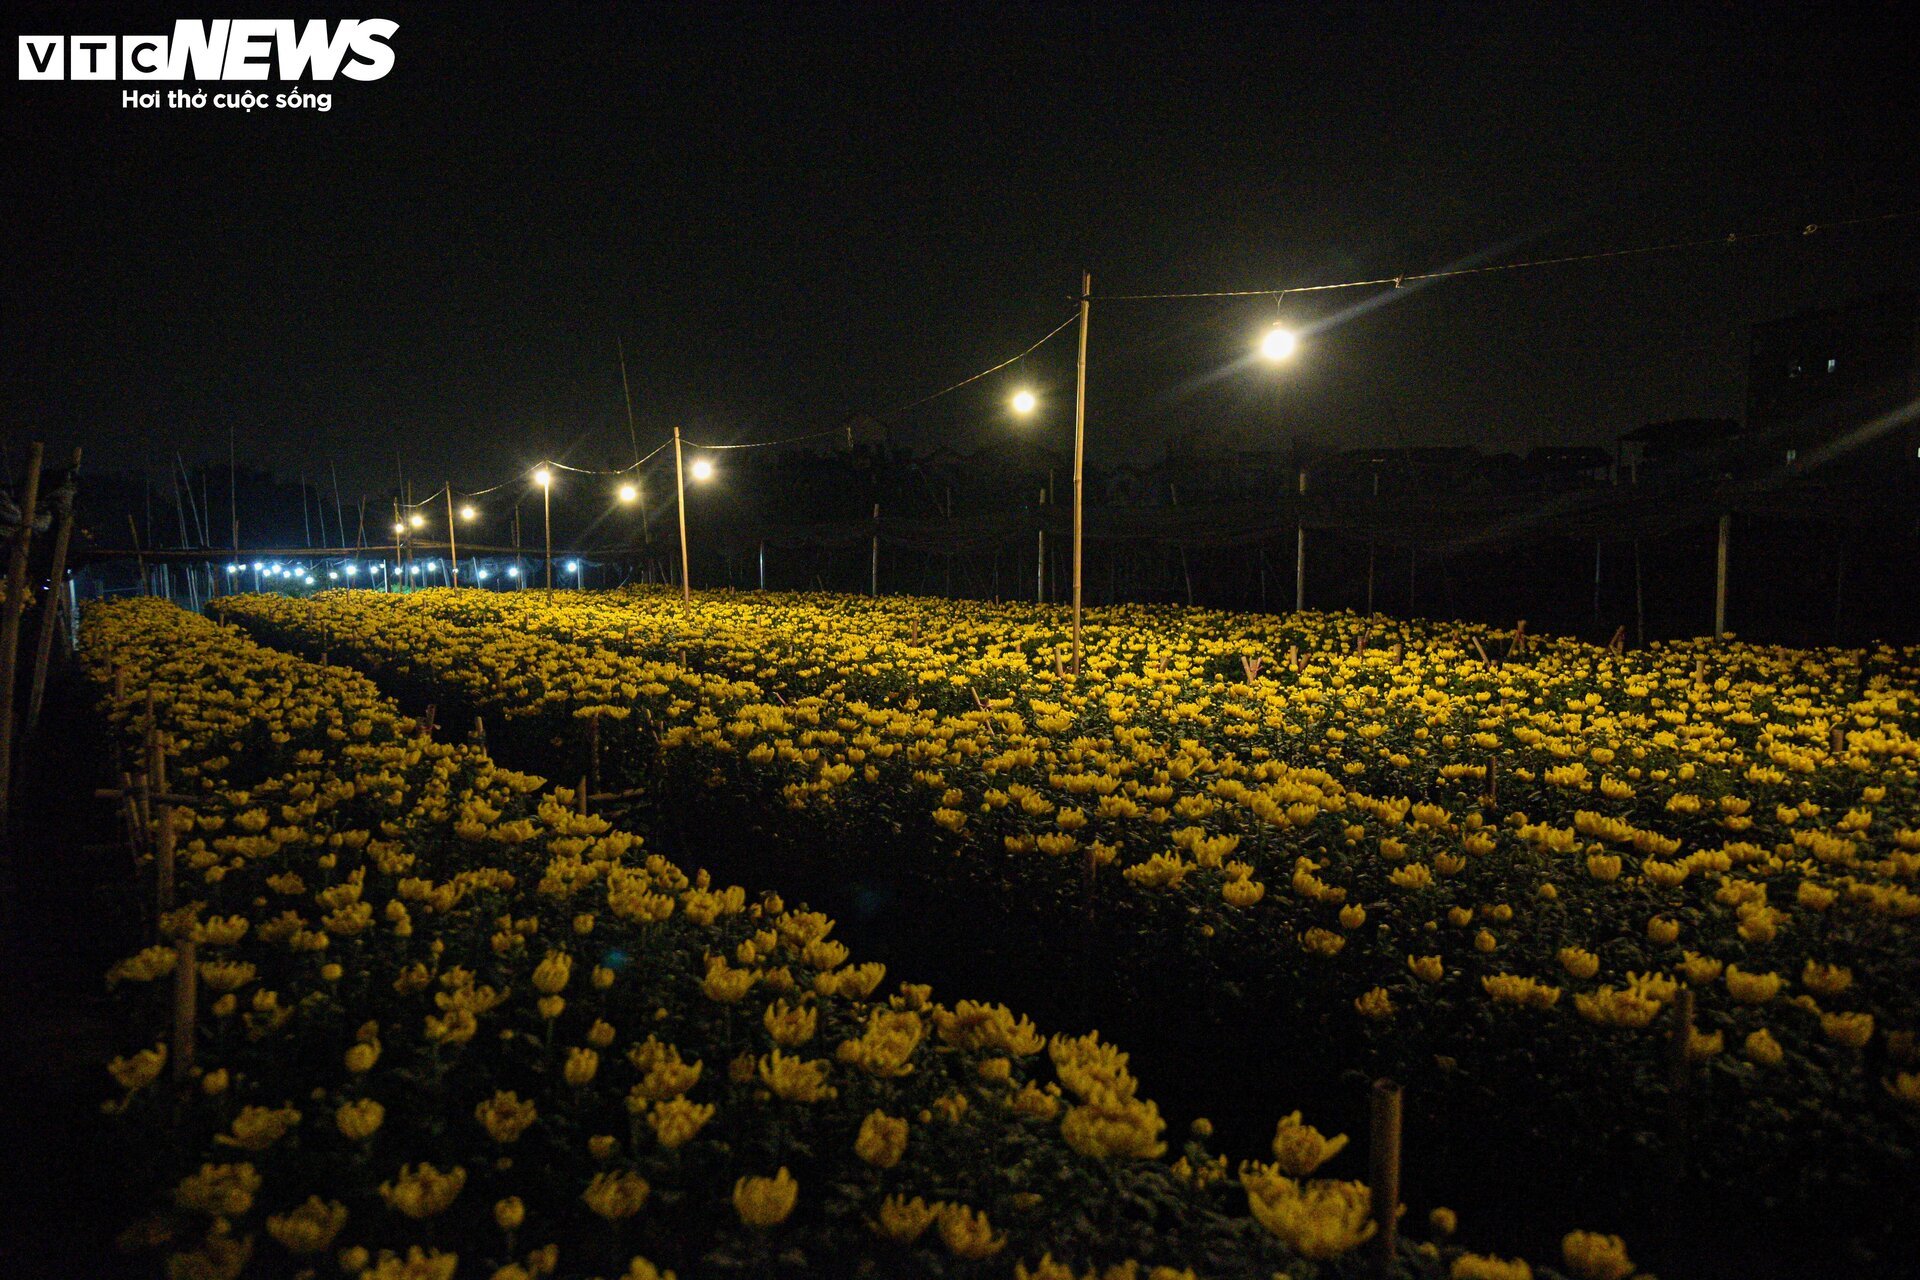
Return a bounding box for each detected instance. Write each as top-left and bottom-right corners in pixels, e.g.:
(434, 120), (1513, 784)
(75, 590), (1920, 1279)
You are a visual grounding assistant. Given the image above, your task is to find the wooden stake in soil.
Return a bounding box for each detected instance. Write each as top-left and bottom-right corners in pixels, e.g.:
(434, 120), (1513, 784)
(149, 730), (173, 912)
(1666, 987), (1695, 1183)
(1485, 756), (1498, 809)
(155, 798), (177, 915)
(172, 934), (198, 1081)
(1830, 724), (1846, 757)
(1369, 1078), (1403, 1274)
(471, 715), (487, 749)
(588, 716), (601, 795)
(577, 775), (589, 817)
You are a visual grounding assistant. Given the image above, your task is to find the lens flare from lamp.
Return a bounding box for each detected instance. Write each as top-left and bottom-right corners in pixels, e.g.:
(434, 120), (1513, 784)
(1011, 389), (1037, 415)
(689, 458), (714, 482)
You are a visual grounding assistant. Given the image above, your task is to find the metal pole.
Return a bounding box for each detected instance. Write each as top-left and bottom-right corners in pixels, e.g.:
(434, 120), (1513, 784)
(1294, 467), (1307, 613)
(1071, 269), (1090, 676)
(1713, 512), (1730, 638)
(391, 499), (401, 593)
(758, 541), (766, 591)
(445, 484), (458, 584)
(674, 427), (691, 606)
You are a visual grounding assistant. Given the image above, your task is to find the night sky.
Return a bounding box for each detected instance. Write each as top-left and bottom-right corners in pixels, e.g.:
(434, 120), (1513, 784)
(7, 1), (1918, 497)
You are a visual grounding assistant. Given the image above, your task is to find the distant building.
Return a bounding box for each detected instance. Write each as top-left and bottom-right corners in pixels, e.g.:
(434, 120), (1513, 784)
(1616, 418), (1746, 482)
(1523, 446), (1613, 489)
(1745, 289), (1920, 474)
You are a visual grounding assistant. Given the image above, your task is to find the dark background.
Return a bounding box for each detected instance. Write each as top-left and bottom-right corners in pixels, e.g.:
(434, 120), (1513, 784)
(6, 1), (1919, 498)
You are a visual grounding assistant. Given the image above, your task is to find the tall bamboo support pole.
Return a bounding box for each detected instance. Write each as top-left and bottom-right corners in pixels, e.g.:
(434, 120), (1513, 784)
(1294, 467), (1307, 613)
(1070, 270), (1090, 676)
(674, 427), (691, 606)
(0, 442), (46, 830)
(445, 483), (458, 584)
(25, 448), (81, 735)
(1713, 512), (1730, 638)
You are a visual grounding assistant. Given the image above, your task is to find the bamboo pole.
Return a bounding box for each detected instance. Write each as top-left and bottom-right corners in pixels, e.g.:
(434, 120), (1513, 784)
(1070, 270), (1090, 677)
(25, 449), (79, 736)
(445, 483), (459, 584)
(0, 442), (47, 831)
(155, 795), (177, 915)
(1369, 1078), (1403, 1275)
(126, 513), (147, 595)
(1293, 467), (1307, 613)
(1036, 486), (1046, 604)
(674, 427), (691, 606)
(1713, 512), (1731, 638)
(172, 934), (198, 1080)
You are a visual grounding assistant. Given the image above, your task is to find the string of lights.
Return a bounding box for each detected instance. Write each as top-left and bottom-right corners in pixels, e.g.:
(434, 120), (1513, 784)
(1091, 209), (1920, 301)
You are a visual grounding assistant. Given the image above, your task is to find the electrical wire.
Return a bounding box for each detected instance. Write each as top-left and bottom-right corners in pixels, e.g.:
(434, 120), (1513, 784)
(379, 208), (1915, 510)
(1091, 210), (1920, 301)
(429, 311), (1079, 496)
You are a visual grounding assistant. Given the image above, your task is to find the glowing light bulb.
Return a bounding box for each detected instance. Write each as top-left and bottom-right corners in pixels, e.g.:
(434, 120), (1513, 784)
(689, 458), (714, 482)
(618, 483), (637, 503)
(408, 513), (424, 529)
(1011, 389), (1037, 415)
(460, 504), (477, 520)
(533, 467), (552, 487)
(393, 521), (406, 534)
(1259, 324), (1298, 362)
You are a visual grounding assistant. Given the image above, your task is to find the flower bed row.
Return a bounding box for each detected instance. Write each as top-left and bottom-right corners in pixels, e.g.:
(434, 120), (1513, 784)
(87, 597), (1608, 1280)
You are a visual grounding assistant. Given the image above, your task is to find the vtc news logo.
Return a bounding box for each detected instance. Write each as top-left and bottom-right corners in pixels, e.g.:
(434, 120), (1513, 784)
(18, 19), (397, 80)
